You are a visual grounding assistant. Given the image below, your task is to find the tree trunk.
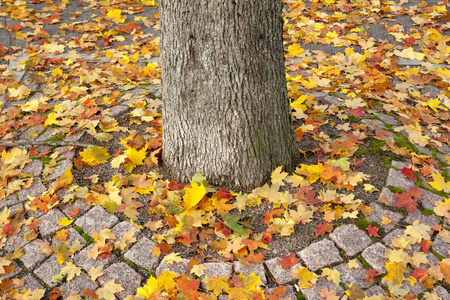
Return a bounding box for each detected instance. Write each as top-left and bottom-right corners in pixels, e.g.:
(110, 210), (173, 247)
(160, 0), (299, 189)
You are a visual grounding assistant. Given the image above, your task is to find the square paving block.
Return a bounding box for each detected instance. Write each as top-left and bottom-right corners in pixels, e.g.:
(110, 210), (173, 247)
(298, 239), (343, 272)
(329, 224), (372, 257)
(123, 237), (160, 270)
(74, 205), (118, 234)
(98, 262), (143, 299)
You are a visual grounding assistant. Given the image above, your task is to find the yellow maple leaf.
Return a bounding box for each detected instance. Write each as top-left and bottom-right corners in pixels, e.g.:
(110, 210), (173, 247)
(8, 85), (31, 100)
(383, 261), (407, 285)
(91, 229), (116, 247)
(57, 217), (73, 226)
(96, 279), (124, 300)
(44, 112), (59, 127)
(228, 272), (263, 300)
(157, 270), (178, 291)
(123, 145), (147, 172)
(190, 264), (207, 277)
(204, 276), (230, 296)
(271, 166), (288, 186)
(286, 43), (304, 58)
(182, 181), (206, 211)
(80, 146), (110, 166)
(429, 172), (450, 193)
(106, 8), (126, 23)
(293, 267), (318, 289)
(88, 266), (104, 281)
(297, 163), (325, 183)
(163, 252), (183, 265)
(321, 267), (341, 284)
(137, 276), (159, 299)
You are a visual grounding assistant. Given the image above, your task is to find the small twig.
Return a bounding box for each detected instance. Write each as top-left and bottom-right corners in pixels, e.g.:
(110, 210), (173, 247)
(0, 140), (96, 148)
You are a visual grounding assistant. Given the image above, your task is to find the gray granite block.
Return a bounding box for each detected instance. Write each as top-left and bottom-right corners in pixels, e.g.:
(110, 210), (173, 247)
(74, 243), (116, 272)
(404, 210), (439, 227)
(366, 202), (402, 232)
(38, 208), (66, 237)
(233, 261), (267, 284)
(382, 229), (405, 248)
(0, 260), (21, 280)
(22, 159), (44, 177)
(74, 205), (118, 234)
(361, 243), (387, 274)
(201, 262), (233, 279)
(18, 274), (44, 292)
(48, 160), (72, 181)
(364, 285), (386, 297)
(52, 227), (86, 250)
(334, 260), (371, 289)
(420, 189), (444, 210)
(19, 179), (46, 201)
(34, 256), (63, 287)
(329, 224), (372, 256)
(123, 237), (160, 270)
(300, 277), (344, 300)
(21, 239), (50, 269)
(298, 239), (343, 271)
(432, 236), (450, 258)
(98, 262), (143, 299)
(111, 221), (141, 241)
(61, 272), (99, 297)
(265, 256), (302, 284)
(433, 286), (450, 299)
(386, 168), (414, 191)
(156, 258), (189, 276)
(379, 187), (395, 206)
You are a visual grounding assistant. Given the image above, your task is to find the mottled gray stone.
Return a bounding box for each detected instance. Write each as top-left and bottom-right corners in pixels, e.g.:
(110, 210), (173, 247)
(109, 104), (130, 118)
(432, 236), (450, 258)
(156, 258), (190, 276)
(329, 224), (372, 256)
(61, 272), (98, 297)
(433, 286), (450, 299)
(111, 221), (141, 241)
(59, 197), (91, 217)
(20, 125), (44, 141)
(382, 228), (405, 248)
(8, 203), (22, 217)
(233, 261), (267, 284)
(298, 239), (343, 271)
(375, 113), (399, 125)
(52, 227), (86, 250)
(38, 208), (65, 237)
(386, 168), (414, 191)
(420, 189), (444, 210)
(22, 159), (44, 177)
(391, 161), (408, 169)
(18, 179), (46, 201)
(99, 262), (143, 299)
(379, 187), (395, 206)
(74, 243), (116, 272)
(361, 119), (384, 131)
(0, 260), (21, 280)
(21, 239), (50, 269)
(53, 147), (76, 160)
(366, 202), (402, 232)
(265, 257), (302, 284)
(74, 205), (118, 234)
(404, 210), (439, 227)
(364, 285), (386, 297)
(64, 131), (84, 142)
(34, 256), (63, 287)
(201, 262), (233, 279)
(322, 95), (342, 106)
(300, 277), (344, 300)
(18, 274), (44, 292)
(47, 159), (72, 181)
(4, 226), (30, 252)
(123, 237), (159, 270)
(361, 243), (387, 274)
(334, 260), (371, 289)
(0, 194), (19, 210)
(416, 145), (432, 156)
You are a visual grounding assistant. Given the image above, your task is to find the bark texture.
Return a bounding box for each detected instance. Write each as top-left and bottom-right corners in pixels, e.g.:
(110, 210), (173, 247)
(160, 0), (299, 189)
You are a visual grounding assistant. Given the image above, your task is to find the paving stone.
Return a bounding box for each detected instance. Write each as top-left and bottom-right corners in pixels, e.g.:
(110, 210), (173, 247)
(201, 262), (233, 280)
(265, 285), (297, 300)
(18, 274), (44, 292)
(322, 95), (341, 106)
(98, 262), (143, 299)
(381, 268), (426, 297)
(420, 189), (444, 210)
(361, 243), (387, 274)
(404, 210), (439, 227)
(375, 113), (399, 125)
(111, 220), (141, 241)
(432, 236), (450, 258)
(382, 228), (405, 248)
(123, 237), (159, 270)
(18, 179), (46, 201)
(52, 227), (86, 250)
(386, 168), (415, 191)
(329, 224), (372, 257)
(0, 260), (21, 280)
(156, 257), (190, 276)
(61, 272), (98, 297)
(379, 187), (395, 206)
(21, 159), (44, 177)
(7, 203), (23, 217)
(53, 147), (76, 160)
(59, 197), (91, 217)
(433, 286), (450, 299)
(298, 239), (343, 272)
(20, 125), (45, 141)
(5, 226), (30, 253)
(334, 260), (371, 289)
(233, 261), (267, 284)
(38, 208), (66, 237)
(391, 161), (408, 169)
(74, 205), (118, 234)
(47, 160), (72, 181)
(361, 119), (384, 131)
(416, 145), (433, 156)
(265, 257), (302, 284)
(300, 277), (344, 300)
(366, 202), (402, 232)
(64, 131), (84, 142)
(34, 255), (64, 287)
(0, 194), (19, 210)
(364, 285), (386, 297)
(21, 239), (50, 269)
(74, 243), (117, 272)
(109, 104), (130, 118)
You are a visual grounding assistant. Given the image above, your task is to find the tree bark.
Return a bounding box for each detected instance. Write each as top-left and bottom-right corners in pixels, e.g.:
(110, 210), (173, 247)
(160, 0), (299, 189)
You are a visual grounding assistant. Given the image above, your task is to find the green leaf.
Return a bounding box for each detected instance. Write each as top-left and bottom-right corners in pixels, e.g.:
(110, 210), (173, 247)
(223, 214), (245, 235)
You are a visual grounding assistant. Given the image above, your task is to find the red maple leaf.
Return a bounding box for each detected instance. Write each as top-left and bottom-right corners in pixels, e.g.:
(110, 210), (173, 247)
(315, 222), (334, 236)
(404, 36), (415, 47)
(411, 268), (428, 282)
(367, 225), (380, 237)
(394, 188), (420, 213)
(419, 240), (433, 253)
(347, 107), (367, 117)
(277, 253), (300, 269)
(297, 186), (321, 205)
(175, 274), (200, 299)
(365, 269), (380, 284)
(400, 167), (417, 181)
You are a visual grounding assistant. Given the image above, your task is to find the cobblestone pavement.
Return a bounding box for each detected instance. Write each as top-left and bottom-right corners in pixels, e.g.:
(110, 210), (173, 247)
(1, 0), (450, 299)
